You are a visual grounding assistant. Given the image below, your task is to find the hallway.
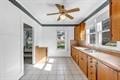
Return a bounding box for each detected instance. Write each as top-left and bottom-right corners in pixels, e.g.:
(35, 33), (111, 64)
(20, 57), (88, 80)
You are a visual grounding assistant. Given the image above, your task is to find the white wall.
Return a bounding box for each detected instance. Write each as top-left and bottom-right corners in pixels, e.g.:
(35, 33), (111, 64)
(0, 0), (74, 80)
(36, 27), (74, 57)
(0, 0), (41, 80)
(0, 0), (23, 80)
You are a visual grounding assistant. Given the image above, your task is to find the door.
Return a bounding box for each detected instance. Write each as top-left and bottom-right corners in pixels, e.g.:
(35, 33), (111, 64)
(24, 23), (33, 64)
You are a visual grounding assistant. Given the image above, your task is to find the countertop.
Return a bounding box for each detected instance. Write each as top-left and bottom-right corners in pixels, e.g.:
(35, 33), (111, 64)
(73, 46), (120, 72)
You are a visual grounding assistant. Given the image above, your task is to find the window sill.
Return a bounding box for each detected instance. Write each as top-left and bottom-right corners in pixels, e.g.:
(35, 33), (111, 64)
(88, 44), (120, 52)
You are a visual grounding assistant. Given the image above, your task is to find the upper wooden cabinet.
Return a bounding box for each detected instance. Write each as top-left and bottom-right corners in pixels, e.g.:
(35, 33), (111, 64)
(74, 23), (86, 41)
(74, 25), (80, 41)
(110, 0), (120, 41)
(97, 62), (117, 80)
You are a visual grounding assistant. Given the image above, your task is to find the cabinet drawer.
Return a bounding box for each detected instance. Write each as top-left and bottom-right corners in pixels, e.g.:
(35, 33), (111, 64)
(88, 57), (97, 80)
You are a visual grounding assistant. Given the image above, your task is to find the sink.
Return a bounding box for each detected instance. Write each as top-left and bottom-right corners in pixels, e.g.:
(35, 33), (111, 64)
(75, 47), (88, 50)
(84, 49), (97, 53)
(75, 47), (98, 53)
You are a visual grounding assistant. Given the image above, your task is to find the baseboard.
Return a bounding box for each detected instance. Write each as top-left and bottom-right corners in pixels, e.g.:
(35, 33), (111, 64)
(17, 71), (24, 80)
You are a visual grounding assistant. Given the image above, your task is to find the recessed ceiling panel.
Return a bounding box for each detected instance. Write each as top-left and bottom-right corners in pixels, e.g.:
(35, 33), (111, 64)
(18, 0), (107, 24)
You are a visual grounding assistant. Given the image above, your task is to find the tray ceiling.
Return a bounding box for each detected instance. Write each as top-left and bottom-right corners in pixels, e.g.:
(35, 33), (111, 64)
(18, 0), (107, 25)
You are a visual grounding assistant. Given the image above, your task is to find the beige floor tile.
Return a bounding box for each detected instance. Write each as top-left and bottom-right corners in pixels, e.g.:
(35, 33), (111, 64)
(19, 57), (88, 80)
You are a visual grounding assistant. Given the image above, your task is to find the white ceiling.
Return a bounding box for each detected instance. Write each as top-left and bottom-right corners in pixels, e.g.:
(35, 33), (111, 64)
(18, 0), (107, 24)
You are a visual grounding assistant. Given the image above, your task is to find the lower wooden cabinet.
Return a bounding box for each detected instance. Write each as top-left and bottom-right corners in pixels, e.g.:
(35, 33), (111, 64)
(75, 51), (79, 65)
(118, 72), (120, 80)
(35, 47), (47, 63)
(71, 47), (120, 80)
(78, 51), (88, 76)
(71, 47), (76, 61)
(88, 57), (97, 80)
(97, 62), (117, 80)
(71, 47), (79, 65)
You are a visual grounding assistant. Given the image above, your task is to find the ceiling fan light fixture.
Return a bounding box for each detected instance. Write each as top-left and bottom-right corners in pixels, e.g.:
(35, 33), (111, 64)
(60, 14), (66, 20)
(47, 4), (80, 21)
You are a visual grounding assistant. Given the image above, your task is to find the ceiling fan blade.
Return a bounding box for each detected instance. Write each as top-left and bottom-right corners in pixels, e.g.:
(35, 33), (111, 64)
(57, 15), (61, 21)
(55, 4), (64, 11)
(47, 12), (59, 15)
(65, 14), (74, 19)
(66, 8), (80, 13)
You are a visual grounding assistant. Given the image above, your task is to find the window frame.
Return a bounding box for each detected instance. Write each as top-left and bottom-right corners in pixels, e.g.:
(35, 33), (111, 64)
(86, 18), (117, 47)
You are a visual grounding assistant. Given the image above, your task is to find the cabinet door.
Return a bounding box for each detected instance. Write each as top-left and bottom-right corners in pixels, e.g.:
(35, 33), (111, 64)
(74, 26), (80, 41)
(80, 23), (86, 41)
(88, 57), (97, 80)
(71, 47), (75, 59)
(110, 0), (120, 41)
(71, 47), (74, 59)
(97, 62), (117, 80)
(75, 51), (79, 65)
(74, 23), (85, 41)
(74, 49), (77, 62)
(79, 52), (88, 76)
(118, 72), (120, 80)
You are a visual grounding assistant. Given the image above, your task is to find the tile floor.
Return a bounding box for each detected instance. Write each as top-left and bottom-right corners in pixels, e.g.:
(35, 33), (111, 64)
(20, 57), (88, 80)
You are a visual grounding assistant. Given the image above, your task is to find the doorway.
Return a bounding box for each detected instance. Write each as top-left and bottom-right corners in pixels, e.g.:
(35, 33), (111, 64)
(23, 23), (33, 64)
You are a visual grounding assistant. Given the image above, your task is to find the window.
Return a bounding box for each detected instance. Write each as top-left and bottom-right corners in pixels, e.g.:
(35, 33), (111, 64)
(90, 34), (96, 44)
(57, 31), (65, 49)
(86, 18), (117, 47)
(102, 19), (111, 45)
(101, 19), (116, 46)
(89, 26), (96, 44)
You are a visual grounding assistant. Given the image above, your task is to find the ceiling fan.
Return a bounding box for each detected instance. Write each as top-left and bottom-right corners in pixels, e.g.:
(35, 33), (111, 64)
(47, 4), (80, 21)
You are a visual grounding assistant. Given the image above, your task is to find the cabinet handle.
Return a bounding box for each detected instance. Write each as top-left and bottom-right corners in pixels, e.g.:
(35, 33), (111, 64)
(90, 72), (93, 74)
(90, 66), (93, 68)
(81, 58), (83, 60)
(90, 57), (92, 59)
(90, 61), (93, 63)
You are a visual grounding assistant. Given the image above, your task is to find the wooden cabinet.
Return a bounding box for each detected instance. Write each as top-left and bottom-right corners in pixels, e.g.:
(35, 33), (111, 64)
(119, 72), (120, 80)
(35, 47), (47, 63)
(88, 57), (97, 80)
(75, 50), (79, 65)
(71, 47), (75, 59)
(80, 23), (86, 41)
(74, 23), (85, 41)
(97, 62), (117, 80)
(74, 25), (80, 41)
(71, 47), (79, 65)
(110, 0), (120, 41)
(78, 51), (88, 76)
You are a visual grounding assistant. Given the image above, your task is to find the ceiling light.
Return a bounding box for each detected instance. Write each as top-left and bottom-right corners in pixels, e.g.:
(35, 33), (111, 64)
(60, 14), (66, 20)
